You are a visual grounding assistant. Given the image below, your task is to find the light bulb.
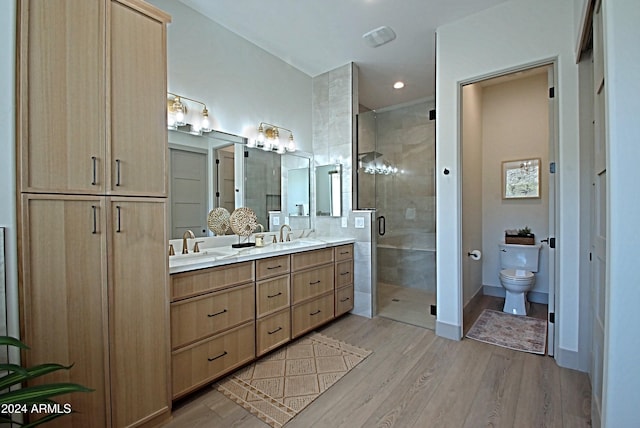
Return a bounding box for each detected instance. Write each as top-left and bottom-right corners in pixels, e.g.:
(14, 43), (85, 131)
(287, 134), (296, 152)
(201, 107), (211, 132)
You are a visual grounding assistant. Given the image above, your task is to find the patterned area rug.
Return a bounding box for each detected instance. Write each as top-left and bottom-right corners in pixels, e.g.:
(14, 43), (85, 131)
(216, 332), (372, 427)
(466, 309), (547, 354)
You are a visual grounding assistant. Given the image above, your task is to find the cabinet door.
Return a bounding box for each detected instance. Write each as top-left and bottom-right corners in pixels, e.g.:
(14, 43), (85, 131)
(20, 195), (109, 427)
(18, 0), (106, 194)
(109, 1), (169, 196)
(108, 198), (170, 427)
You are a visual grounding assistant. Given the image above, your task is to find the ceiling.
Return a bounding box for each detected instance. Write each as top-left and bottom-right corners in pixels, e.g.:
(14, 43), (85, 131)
(178, 0), (508, 111)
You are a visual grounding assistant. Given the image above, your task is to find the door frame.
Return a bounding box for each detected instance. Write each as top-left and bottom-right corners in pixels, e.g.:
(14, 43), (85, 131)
(458, 59), (559, 355)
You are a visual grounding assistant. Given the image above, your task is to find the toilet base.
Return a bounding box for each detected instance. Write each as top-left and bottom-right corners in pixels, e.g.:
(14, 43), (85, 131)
(503, 290), (529, 316)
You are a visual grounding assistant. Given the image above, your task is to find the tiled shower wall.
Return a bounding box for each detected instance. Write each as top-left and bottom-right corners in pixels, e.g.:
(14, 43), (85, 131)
(311, 63), (375, 318)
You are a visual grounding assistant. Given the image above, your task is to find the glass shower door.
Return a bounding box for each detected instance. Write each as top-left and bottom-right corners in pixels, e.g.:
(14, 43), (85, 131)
(357, 102), (436, 329)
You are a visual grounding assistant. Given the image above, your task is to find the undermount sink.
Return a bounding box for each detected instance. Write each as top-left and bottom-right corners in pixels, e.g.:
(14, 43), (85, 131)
(274, 239), (321, 247)
(171, 247), (237, 260)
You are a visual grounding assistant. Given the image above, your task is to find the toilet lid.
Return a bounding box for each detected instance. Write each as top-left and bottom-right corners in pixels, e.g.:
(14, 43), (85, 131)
(500, 269), (534, 280)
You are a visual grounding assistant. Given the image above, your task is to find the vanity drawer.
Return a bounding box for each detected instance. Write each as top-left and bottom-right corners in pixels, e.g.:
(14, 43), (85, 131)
(291, 264), (334, 304)
(171, 261), (254, 301)
(171, 283), (255, 349)
(291, 292), (334, 338)
(256, 308), (291, 357)
(256, 255), (290, 280)
(171, 322), (255, 399)
(335, 285), (354, 317)
(291, 247), (334, 271)
(334, 244), (354, 261)
(335, 260), (354, 288)
(256, 274), (290, 318)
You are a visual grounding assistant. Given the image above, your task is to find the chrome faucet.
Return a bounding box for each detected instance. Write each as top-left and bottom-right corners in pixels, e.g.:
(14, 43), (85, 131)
(182, 230), (195, 254)
(279, 224), (291, 243)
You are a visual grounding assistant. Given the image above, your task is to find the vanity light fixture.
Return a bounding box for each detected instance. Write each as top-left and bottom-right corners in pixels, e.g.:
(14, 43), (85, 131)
(167, 92), (213, 135)
(254, 122), (296, 153)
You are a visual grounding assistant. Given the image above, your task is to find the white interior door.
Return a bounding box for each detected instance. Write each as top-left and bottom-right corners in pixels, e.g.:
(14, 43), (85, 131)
(169, 147), (208, 238)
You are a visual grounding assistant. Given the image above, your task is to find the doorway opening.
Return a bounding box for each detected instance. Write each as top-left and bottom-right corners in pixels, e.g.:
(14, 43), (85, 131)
(357, 100), (436, 330)
(460, 63), (557, 354)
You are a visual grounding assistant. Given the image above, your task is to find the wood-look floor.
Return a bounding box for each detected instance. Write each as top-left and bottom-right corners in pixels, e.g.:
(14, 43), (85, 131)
(164, 311), (591, 427)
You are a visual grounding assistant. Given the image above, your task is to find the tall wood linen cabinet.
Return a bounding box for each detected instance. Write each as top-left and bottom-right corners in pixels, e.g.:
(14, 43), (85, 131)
(16, 1), (172, 427)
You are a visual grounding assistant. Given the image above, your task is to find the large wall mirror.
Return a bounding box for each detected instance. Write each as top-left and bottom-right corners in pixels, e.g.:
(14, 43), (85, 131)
(168, 129), (311, 238)
(316, 164), (342, 217)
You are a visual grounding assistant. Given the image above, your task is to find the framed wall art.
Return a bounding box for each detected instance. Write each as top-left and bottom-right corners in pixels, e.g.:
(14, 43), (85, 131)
(502, 158), (541, 199)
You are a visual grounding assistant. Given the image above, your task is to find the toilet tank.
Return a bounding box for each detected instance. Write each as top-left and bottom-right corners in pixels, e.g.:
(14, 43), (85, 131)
(498, 243), (541, 272)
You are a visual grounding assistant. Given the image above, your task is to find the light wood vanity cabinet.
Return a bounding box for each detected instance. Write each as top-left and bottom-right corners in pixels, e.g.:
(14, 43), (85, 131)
(290, 248), (335, 338)
(334, 244), (355, 316)
(255, 255), (291, 356)
(17, 1), (172, 427)
(169, 244), (355, 401)
(170, 262), (256, 399)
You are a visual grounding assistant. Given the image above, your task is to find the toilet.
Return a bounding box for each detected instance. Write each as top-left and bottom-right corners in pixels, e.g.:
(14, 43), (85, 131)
(498, 243), (541, 315)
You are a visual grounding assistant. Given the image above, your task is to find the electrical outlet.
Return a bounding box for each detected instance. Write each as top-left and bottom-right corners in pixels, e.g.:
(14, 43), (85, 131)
(341, 217), (348, 228)
(355, 217), (365, 228)
(273, 217), (280, 226)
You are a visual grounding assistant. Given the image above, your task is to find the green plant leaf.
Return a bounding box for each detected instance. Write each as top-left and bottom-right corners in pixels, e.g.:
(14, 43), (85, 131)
(21, 411), (68, 428)
(0, 336), (29, 349)
(0, 363), (29, 376)
(0, 383), (93, 404)
(0, 363), (76, 391)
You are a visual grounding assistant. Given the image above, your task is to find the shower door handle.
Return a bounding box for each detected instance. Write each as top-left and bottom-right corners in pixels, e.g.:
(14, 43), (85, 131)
(377, 215), (386, 236)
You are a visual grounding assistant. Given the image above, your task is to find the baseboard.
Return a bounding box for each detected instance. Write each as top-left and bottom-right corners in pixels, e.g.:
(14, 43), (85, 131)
(482, 285), (549, 304)
(555, 346), (582, 371)
(463, 288), (485, 319)
(435, 320), (462, 341)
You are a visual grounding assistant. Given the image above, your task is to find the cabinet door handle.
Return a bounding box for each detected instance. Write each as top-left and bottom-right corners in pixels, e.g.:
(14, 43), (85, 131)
(208, 351), (228, 362)
(340, 271), (350, 276)
(267, 292), (282, 298)
(268, 327), (282, 335)
(340, 297), (351, 303)
(207, 309), (228, 318)
(310, 310), (321, 316)
(116, 205), (122, 233)
(309, 280), (321, 285)
(91, 156), (97, 185)
(266, 264), (282, 270)
(91, 205), (97, 234)
(115, 159), (121, 187)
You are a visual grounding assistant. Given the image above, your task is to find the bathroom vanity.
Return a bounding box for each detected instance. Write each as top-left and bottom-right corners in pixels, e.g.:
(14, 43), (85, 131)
(168, 238), (355, 400)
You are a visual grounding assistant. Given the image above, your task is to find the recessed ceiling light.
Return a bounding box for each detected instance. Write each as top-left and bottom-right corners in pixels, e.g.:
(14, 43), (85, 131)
(393, 81), (405, 89)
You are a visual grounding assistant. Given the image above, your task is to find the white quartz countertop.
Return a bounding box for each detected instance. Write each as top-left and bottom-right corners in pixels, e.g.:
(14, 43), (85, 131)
(169, 237), (355, 274)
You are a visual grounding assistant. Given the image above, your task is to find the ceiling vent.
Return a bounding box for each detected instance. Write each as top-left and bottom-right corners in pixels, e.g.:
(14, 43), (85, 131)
(362, 26), (396, 48)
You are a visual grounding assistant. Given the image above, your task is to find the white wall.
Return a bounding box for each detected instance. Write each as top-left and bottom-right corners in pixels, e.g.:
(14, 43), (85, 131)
(147, 0), (313, 151)
(481, 73), (549, 298)
(435, 0), (582, 368)
(601, 1), (640, 425)
(461, 84), (484, 306)
(0, 0), (19, 355)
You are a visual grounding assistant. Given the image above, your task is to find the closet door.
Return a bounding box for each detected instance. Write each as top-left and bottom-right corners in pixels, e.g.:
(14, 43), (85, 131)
(18, 0), (106, 194)
(109, 0), (169, 197)
(20, 194), (109, 427)
(108, 197), (170, 427)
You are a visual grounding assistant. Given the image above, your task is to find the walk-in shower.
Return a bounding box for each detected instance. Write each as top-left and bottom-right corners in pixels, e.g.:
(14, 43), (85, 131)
(357, 101), (436, 329)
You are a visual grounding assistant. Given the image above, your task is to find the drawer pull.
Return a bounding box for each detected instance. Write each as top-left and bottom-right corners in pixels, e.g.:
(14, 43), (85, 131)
(207, 309), (228, 318)
(310, 310), (321, 316)
(267, 264), (282, 270)
(340, 297), (351, 302)
(309, 280), (321, 285)
(340, 251), (350, 255)
(267, 292), (283, 298)
(268, 327), (283, 335)
(208, 351), (228, 362)
(340, 271), (350, 276)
